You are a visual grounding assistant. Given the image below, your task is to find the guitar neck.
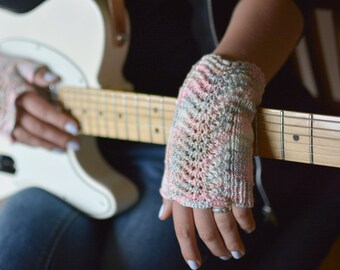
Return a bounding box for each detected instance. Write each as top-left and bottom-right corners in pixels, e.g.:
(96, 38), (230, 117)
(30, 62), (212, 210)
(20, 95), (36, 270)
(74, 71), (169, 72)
(59, 87), (176, 144)
(59, 87), (340, 168)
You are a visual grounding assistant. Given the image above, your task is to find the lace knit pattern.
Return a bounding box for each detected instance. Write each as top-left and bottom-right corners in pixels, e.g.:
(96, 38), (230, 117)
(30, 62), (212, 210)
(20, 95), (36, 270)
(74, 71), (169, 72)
(0, 55), (40, 140)
(160, 54), (265, 208)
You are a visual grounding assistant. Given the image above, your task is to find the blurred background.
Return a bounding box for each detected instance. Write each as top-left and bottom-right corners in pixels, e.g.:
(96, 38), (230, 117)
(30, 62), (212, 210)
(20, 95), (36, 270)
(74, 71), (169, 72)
(296, 1), (340, 269)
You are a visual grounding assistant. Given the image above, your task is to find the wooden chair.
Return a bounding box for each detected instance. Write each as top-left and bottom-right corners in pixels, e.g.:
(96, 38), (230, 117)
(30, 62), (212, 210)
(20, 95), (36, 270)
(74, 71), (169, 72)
(294, 1), (340, 269)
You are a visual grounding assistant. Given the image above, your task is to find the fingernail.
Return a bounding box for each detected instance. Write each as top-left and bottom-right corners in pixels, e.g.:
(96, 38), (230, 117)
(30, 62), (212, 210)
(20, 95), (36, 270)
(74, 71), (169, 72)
(43, 71), (58, 82)
(52, 147), (64, 153)
(67, 141), (80, 151)
(231, 251), (244, 259)
(158, 204), (164, 219)
(245, 229), (254, 234)
(64, 122), (78, 135)
(186, 260), (200, 270)
(219, 255), (231, 261)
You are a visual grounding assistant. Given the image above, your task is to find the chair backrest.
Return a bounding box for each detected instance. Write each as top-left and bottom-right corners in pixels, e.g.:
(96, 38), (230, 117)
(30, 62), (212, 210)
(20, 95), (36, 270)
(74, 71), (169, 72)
(294, 1), (340, 114)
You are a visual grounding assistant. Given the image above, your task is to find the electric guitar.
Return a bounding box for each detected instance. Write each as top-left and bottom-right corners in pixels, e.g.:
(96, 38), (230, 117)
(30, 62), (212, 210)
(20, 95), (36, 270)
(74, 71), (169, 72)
(0, 0), (339, 219)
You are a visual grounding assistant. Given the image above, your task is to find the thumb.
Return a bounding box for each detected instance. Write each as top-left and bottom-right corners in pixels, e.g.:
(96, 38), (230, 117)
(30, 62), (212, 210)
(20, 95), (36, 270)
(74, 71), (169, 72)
(34, 68), (60, 87)
(158, 199), (173, 220)
(16, 61), (59, 87)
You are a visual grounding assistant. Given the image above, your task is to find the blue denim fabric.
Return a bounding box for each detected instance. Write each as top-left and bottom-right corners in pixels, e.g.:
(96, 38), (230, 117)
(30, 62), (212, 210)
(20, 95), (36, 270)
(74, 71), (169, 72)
(0, 140), (339, 270)
(0, 187), (112, 270)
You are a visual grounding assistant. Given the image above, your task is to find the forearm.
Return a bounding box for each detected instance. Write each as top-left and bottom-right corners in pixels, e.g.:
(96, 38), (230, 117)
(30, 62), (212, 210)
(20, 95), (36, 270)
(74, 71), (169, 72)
(213, 0), (304, 82)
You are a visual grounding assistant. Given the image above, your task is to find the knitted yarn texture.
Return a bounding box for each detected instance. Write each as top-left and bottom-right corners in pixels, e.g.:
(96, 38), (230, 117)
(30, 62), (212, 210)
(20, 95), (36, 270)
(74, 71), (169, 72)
(0, 55), (42, 139)
(160, 54), (265, 208)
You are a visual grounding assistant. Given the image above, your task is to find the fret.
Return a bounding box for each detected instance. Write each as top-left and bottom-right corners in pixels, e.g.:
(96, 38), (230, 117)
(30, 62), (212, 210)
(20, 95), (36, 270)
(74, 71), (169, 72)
(77, 89), (86, 133)
(135, 94), (140, 142)
(136, 94), (152, 143)
(280, 110), (285, 160)
(113, 92), (119, 139)
(122, 92), (139, 141)
(58, 87), (340, 168)
(309, 114), (314, 164)
(92, 90), (103, 137)
(93, 92), (100, 135)
(147, 95), (153, 143)
(103, 91), (109, 137)
(86, 91), (95, 135)
(283, 111), (310, 163)
(103, 91), (108, 137)
(163, 96), (176, 140)
(116, 93), (128, 140)
(123, 94), (129, 140)
(105, 92), (113, 139)
(148, 95), (165, 144)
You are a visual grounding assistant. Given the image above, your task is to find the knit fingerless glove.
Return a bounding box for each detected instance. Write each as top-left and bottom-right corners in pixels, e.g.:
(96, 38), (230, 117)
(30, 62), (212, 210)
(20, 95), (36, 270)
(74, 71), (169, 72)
(160, 54), (265, 208)
(0, 54), (43, 139)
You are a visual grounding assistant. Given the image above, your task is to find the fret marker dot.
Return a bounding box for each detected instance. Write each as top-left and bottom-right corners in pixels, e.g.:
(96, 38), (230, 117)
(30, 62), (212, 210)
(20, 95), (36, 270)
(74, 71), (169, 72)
(82, 109), (87, 114)
(155, 128), (159, 134)
(153, 108), (158, 113)
(99, 111), (103, 116)
(118, 113), (122, 119)
(293, 134), (299, 141)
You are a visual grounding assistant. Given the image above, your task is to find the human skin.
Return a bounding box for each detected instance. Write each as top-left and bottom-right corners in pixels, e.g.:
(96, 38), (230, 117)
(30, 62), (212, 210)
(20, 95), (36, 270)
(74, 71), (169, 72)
(159, 0), (304, 269)
(9, 66), (80, 151)
(2, 0), (304, 269)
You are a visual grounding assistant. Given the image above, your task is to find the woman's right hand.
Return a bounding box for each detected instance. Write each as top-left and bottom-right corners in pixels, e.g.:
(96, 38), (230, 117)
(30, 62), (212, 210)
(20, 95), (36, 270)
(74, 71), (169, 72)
(13, 67), (81, 152)
(1, 56), (80, 152)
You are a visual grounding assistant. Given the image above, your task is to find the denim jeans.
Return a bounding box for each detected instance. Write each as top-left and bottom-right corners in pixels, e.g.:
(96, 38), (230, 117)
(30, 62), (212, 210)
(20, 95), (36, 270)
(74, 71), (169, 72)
(0, 140), (339, 270)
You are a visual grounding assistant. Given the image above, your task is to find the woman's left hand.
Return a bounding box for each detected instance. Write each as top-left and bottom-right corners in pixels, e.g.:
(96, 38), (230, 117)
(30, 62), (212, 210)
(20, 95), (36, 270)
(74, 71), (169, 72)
(159, 198), (255, 269)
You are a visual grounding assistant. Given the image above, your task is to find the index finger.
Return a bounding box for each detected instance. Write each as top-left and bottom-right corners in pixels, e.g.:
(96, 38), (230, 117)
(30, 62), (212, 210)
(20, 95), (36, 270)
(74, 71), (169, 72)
(16, 91), (79, 135)
(172, 202), (201, 270)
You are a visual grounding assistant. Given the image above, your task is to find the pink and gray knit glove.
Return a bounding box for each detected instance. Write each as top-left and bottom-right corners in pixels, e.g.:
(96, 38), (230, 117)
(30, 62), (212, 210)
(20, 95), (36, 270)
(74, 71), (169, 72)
(160, 54), (265, 208)
(0, 54), (43, 140)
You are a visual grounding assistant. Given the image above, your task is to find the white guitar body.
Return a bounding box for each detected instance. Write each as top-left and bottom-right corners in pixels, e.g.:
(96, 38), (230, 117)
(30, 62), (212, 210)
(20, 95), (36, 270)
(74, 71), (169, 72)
(0, 0), (139, 219)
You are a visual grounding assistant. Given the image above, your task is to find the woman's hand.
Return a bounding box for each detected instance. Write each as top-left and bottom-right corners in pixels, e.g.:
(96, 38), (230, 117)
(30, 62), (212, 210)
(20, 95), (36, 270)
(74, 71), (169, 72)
(159, 54), (265, 269)
(159, 199), (255, 269)
(0, 55), (80, 151)
(13, 68), (80, 152)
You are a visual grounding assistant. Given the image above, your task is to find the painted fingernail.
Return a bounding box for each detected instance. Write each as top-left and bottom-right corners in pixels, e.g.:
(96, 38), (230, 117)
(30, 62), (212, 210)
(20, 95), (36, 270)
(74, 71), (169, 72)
(231, 251), (244, 259)
(52, 147), (64, 153)
(219, 255), (231, 261)
(43, 71), (58, 82)
(158, 204), (164, 219)
(64, 122), (78, 135)
(67, 141), (80, 151)
(186, 260), (200, 270)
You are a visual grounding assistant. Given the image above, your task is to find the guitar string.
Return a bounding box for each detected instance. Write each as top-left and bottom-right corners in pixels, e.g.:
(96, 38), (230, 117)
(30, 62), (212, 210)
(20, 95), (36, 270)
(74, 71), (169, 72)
(254, 120), (340, 134)
(62, 87), (338, 127)
(88, 129), (340, 163)
(81, 120), (340, 153)
(67, 104), (340, 138)
(60, 90), (340, 128)
(72, 103), (340, 159)
(62, 98), (340, 134)
(70, 113), (340, 143)
(58, 91), (340, 166)
(85, 122), (340, 158)
(59, 91), (340, 139)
